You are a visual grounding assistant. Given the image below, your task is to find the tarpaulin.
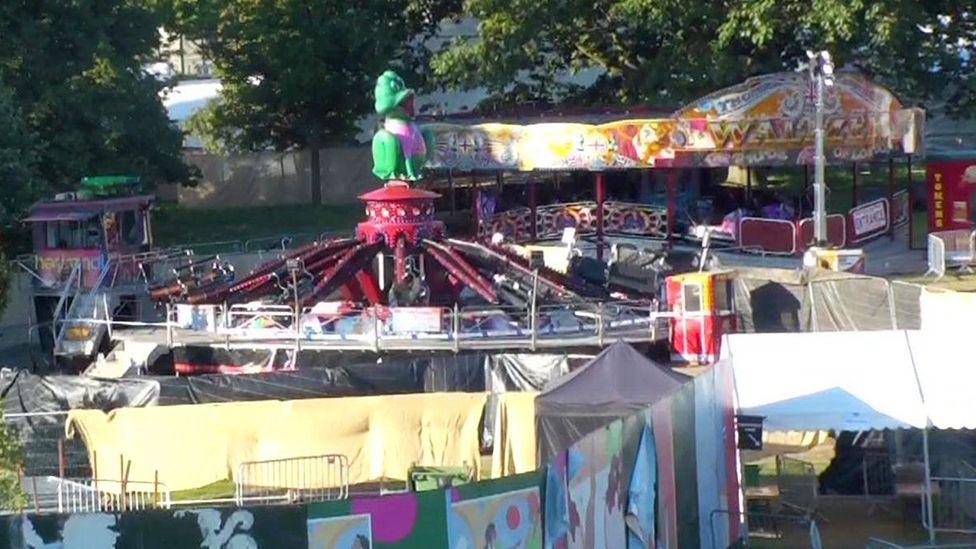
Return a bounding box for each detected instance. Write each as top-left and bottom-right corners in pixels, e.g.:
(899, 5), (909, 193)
(486, 353), (571, 392)
(490, 392), (538, 479)
(66, 392), (488, 492)
(535, 341), (686, 464)
(726, 331), (928, 431)
(730, 267), (900, 334)
(626, 423), (656, 548)
(155, 364), (427, 405)
(1, 370), (160, 476)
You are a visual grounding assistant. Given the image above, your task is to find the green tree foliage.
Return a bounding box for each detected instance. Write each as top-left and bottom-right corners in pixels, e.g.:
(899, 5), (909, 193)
(0, 0), (194, 200)
(0, 83), (40, 227)
(0, 412), (25, 512)
(170, 0), (455, 203)
(432, 1), (975, 113)
(0, 256), (24, 512)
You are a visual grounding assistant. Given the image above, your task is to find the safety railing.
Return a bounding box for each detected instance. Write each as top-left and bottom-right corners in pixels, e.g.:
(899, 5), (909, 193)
(206, 299), (666, 350)
(483, 201), (669, 243)
(926, 475), (976, 534)
(796, 214), (847, 253)
(235, 454), (349, 506)
(925, 229), (976, 280)
(54, 477), (171, 513)
(739, 217), (797, 255)
(776, 456), (819, 518)
(867, 541), (976, 549)
(124, 298), (667, 353)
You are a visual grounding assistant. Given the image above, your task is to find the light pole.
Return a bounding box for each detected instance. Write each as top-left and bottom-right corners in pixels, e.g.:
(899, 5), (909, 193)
(807, 50), (835, 246)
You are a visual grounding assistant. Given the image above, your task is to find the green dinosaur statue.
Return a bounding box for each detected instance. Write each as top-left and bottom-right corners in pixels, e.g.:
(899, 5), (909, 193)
(372, 70), (430, 181)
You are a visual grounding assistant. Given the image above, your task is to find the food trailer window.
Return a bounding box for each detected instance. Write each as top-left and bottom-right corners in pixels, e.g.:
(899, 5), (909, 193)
(683, 283), (703, 312)
(713, 279), (734, 314)
(45, 221), (82, 249)
(118, 210), (146, 245)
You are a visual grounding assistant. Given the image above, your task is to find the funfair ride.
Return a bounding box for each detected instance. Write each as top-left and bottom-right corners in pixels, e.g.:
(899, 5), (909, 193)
(149, 72), (663, 373)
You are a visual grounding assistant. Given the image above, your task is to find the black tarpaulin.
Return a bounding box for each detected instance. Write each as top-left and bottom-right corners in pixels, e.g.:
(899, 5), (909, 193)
(1, 370), (161, 476)
(535, 340), (687, 464)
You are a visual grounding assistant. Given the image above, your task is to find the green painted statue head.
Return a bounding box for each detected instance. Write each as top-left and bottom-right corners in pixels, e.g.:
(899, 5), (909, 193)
(374, 70), (415, 118)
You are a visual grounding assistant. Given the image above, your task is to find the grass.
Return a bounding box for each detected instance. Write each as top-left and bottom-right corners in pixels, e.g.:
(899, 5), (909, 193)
(896, 272), (976, 292)
(151, 202), (362, 249)
(170, 479), (236, 502)
(754, 162), (925, 213)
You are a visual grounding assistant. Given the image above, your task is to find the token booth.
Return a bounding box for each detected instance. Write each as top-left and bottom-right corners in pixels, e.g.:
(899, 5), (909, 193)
(666, 270), (736, 364)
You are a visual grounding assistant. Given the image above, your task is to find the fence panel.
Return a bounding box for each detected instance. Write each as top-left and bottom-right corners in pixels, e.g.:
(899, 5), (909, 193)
(739, 217), (796, 255)
(235, 454), (349, 506)
(55, 478), (171, 514)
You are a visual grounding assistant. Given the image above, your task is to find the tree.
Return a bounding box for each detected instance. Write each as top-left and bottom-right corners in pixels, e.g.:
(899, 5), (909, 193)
(0, 256), (24, 512)
(0, 83), (39, 227)
(0, 0), (194, 198)
(171, 0), (454, 204)
(432, 1), (975, 114)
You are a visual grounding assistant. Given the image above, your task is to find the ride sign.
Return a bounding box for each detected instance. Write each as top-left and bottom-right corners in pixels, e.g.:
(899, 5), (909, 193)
(389, 307), (443, 334)
(850, 199), (888, 239)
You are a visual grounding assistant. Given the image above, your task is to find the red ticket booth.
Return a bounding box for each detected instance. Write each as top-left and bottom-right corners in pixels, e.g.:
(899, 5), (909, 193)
(927, 159), (976, 232)
(666, 270), (736, 364)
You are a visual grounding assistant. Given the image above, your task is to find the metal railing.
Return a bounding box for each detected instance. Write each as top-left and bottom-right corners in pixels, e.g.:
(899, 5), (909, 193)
(207, 299), (667, 351)
(926, 475), (976, 534)
(925, 230), (976, 280)
(867, 540), (976, 549)
(235, 454), (349, 506)
(54, 477), (171, 513)
(776, 456), (820, 518)
(738, 217), (798, 256)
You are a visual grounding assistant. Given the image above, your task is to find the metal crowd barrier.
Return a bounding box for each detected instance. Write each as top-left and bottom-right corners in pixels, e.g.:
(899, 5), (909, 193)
(235, 454), (349, 506)
(927, 475), (976, 535)
(54, 477), (171, 513)
(925, 230), (976, 280)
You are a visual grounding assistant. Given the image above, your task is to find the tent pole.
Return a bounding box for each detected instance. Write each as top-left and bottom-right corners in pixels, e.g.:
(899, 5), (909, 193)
(923, 425), (936, 543)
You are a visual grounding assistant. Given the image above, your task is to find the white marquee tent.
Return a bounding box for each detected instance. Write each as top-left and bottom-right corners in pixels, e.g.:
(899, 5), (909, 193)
(723, 329), (976, 542)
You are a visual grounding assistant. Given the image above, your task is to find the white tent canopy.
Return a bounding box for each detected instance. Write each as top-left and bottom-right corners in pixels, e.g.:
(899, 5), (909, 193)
(724, 330), (975, 431)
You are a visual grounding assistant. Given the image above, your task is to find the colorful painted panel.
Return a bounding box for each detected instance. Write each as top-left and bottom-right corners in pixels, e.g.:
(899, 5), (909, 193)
(307, 489), (449, 549)
(447, 487), (542, 548)
(482, 206), (533, 241)
(308, 514), (372, 548)
(536, 202), (598, 240)
(424, 72), (922, 171)
(38, 248), (106, 289)
(14, 505), (308, 548)
(565, 420), (626, 549)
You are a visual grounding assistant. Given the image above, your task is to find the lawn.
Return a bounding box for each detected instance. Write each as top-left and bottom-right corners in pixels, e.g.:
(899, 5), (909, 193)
(170, 479), (237, 502)
(151, 202), (363, 250)
(896, 272), (976, 292)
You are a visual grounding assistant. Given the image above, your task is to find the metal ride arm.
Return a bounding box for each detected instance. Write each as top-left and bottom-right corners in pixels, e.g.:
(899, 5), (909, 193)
(421, 240), (497, 303)
(300, 242), (383, 307)
(179, 238), (358, 305)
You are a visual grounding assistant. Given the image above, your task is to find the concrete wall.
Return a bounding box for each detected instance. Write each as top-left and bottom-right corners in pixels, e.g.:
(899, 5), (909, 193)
(165, 146), (375, 209)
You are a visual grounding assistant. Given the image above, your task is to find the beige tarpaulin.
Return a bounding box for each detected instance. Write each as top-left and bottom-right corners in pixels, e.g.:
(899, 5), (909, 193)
(66, 392), (488, 491)
(490, 392), (538, 479)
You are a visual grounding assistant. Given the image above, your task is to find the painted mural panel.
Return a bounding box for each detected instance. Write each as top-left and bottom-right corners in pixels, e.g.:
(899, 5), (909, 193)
(307, 514), (372, 549)
(446, 487), (542, 548)
(565, 420), (626, 549)
(424, 72), (922, 171)
(12, 505), (308, 549)
(306, 489), (448, 549)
